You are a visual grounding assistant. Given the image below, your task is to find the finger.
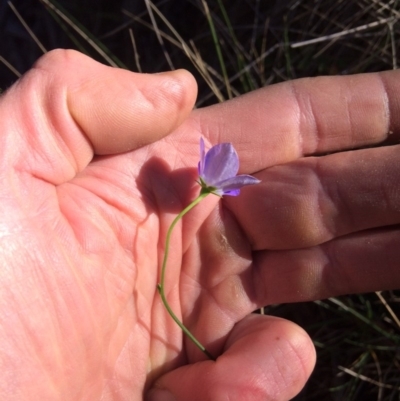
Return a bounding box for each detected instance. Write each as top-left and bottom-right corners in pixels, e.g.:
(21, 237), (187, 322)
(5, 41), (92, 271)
(1, 49), (197, 183)
(191, 70), (400, 173)
(253, 228), (400, 304)
(146, 314), (315, 401)
(225, 144), (400, 250)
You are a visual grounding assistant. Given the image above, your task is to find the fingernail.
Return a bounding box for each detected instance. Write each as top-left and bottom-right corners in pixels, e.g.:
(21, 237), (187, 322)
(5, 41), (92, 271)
(146, 389), (177, 401)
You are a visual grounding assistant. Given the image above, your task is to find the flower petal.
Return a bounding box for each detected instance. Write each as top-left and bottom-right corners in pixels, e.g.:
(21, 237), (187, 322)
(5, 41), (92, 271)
(201, 143), (239, 186)
(216, 175), (261, 196)
(220, 188), (241, 196)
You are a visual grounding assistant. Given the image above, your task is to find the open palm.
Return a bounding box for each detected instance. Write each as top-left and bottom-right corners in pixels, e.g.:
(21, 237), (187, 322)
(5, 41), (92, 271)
(3, 50), (400, 401)
(0, 51), (312, 401)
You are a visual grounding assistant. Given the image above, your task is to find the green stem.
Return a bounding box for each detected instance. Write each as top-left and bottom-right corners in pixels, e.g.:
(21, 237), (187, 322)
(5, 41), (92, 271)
(157, 191), (215, 361)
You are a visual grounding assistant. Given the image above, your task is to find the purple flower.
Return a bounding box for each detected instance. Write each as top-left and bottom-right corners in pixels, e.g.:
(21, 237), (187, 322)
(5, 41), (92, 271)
(198, 137), (260, 196)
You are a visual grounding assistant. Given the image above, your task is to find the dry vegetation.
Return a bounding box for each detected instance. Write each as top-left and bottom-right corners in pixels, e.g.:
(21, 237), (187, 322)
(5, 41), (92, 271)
(1, 0), (400, 399)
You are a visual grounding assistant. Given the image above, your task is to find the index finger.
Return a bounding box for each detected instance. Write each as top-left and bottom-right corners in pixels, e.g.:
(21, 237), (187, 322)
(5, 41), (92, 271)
(191, 70), (400, 173)
(1, 50), (197, 184)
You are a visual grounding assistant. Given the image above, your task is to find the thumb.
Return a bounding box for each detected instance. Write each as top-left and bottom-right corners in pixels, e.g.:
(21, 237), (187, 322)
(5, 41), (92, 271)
(1, 49), (197, 183)
(147, 314), (316, 401)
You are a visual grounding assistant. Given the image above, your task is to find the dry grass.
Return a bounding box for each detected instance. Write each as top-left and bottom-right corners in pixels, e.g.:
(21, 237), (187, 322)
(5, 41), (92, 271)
(1, 1), (400, 399)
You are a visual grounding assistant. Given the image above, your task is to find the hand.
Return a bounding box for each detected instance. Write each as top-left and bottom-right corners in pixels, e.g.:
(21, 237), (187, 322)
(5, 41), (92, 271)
(3, 49), (396, 401)
(0, 50), (202, 400)
(151, 70), (400, 399)
(1, 50), (313, 401)
(206, 71), (400, 304)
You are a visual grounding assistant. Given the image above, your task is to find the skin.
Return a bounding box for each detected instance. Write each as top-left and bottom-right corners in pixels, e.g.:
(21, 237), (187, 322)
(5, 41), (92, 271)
(1, 49), (399, 401)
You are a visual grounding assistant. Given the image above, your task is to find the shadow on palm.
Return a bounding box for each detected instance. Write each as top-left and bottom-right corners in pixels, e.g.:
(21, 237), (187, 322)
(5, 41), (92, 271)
(133, 140), (260, 366)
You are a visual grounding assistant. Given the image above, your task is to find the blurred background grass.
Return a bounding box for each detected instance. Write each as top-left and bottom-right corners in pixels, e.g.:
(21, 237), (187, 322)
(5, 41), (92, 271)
(1, 0), (400, 399)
